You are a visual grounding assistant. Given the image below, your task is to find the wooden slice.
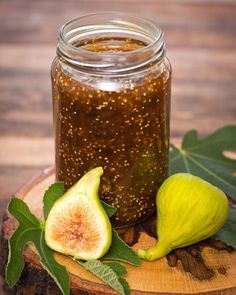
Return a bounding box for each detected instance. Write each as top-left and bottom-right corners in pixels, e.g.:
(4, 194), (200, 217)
(1, 167), (236, 295)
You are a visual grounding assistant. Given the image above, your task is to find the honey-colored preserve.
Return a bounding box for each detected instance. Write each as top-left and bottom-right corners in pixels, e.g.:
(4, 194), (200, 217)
(52, 15), (171, 227)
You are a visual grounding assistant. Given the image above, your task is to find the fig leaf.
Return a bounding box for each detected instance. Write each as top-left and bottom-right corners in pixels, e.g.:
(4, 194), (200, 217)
(43, 181), (64, 219)
(213, 207), (236, 248)
(101, 200), (117, 217)
(106, 262), (128, 277)
(78, 259), (130, 295)
(103, 229), (140, 266)
(6, 198), (70, 295)
(119, 277), (130, 295)
(169, 125), (236, 249)
(169, 125), (236, 200)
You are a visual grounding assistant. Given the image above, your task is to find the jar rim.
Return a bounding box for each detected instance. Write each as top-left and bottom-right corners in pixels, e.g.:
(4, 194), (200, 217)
(57, 12), (165, 75)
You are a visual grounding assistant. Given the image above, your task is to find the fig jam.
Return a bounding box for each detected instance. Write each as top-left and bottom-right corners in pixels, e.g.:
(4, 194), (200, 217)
(52, 14), (171, 227)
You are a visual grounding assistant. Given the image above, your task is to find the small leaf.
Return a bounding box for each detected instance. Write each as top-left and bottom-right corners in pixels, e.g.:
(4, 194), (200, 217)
(6, 198), (70, 295)
(169, 125), (236, 200)
(8, 197), (40, 228)
(43, 182), (64, 219)
(79, 259), (129, 295)
(105, 262), (127, 277)
(101, 200), (117, 218)
(119, 277), (130, 295)
(213, 207), (236, 248)
(103, 229), (140, 266)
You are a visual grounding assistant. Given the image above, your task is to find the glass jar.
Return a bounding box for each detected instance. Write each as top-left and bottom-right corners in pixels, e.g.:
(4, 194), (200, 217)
(51, 13), (171, 227)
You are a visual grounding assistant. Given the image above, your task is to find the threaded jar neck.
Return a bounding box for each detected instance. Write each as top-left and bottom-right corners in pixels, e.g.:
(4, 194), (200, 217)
(57, 12), (165, 76)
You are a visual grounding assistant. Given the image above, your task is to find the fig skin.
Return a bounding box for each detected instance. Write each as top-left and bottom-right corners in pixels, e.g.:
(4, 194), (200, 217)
(45, 167), (112, 260)
(138, 173), (229, 261)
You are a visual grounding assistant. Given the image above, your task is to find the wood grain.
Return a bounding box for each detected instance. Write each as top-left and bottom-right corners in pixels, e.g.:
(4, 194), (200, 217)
(1, 168), (236, 294)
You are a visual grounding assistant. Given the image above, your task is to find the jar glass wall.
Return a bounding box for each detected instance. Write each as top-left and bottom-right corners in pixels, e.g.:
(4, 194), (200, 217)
(51, 13), (171, 227)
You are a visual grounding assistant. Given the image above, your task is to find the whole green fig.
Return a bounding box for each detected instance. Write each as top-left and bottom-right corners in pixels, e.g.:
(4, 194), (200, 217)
(138, 173), (229, 261)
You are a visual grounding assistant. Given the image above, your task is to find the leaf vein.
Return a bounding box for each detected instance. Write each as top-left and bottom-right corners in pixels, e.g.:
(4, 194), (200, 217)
(186, 154), (236, 191)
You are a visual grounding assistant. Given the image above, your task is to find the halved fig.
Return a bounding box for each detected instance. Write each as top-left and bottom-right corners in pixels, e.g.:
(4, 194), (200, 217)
(45, 167), (112, 260)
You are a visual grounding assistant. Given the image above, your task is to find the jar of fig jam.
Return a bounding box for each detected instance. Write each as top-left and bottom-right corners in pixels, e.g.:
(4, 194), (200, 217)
(52, 13), (171, 227)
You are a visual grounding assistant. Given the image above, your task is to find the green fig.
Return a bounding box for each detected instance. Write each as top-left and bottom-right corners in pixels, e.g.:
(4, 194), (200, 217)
(45, 167), (112, 260)
(138, 173), (229, 261)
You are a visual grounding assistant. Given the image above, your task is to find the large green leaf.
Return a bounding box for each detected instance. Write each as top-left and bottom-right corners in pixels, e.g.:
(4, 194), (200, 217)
(169, 125), (236, 201)
(103, 229), (140, 266)
(6, 227), (40, 286)
(6, 198), (70, 295)
(6, 197), (42, 286)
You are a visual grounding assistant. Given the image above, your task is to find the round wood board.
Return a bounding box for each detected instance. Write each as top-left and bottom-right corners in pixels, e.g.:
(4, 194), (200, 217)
(2, 167), (236, 295)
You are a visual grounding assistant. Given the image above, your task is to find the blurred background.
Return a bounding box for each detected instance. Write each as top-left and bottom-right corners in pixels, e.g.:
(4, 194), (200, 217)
(0, 0), (236, 215)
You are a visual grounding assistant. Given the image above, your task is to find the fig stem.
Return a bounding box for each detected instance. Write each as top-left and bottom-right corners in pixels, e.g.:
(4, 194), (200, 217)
(138, 242), (170, 261)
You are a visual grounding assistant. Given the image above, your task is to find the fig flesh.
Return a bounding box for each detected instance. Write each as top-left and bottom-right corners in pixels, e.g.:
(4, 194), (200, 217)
(138, 173), (229, 261)
(45, 167), (112, 260)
